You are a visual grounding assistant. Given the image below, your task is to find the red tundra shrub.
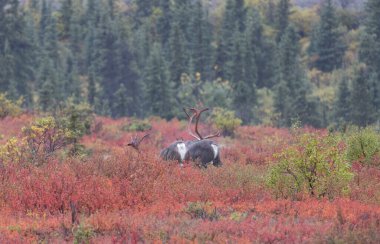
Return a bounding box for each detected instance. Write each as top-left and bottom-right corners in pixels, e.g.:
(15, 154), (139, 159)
(0, 115), (380, 242)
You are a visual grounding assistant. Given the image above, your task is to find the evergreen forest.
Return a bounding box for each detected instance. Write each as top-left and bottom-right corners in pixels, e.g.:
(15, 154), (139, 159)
(1, 0), (379, 128)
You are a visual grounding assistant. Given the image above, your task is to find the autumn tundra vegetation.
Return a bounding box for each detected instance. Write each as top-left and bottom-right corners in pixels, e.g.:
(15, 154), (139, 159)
(0, 96), (379, 243)
(1, 0), (380, 242)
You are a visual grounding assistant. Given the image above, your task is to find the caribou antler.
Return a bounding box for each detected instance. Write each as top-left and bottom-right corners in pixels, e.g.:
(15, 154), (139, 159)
(184, 107), (221, 140)
(127, 133), (150, 151)
(184, 108), (201, 140)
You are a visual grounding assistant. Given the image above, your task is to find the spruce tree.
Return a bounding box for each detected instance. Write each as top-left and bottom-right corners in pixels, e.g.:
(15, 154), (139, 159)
(97, 15), (119, 106)
(359, 0), (380, 74)
(235, 0), (247, 32)
(278, 25), (302, 95)
(86, 0), (101, 27)
(275, 0), (290, 42)
(334, 79), (351, 124)
(169, 21), (187, 87)
(0, 0), (34, 104)
(365, 0), (380, 40)
(312, 0), (346, 72)
(273, 80), (291, 127)
(275, 25), (320, 127)
(157, 0), (172, 49)
(134, 0), (154, 23)
(64, 54), (81, 101)
(350, 66), (376, 127)
(113, 83), (130, 118)
(215, 0), (236, 79)
(69, 2), (83, 60)
(189, 0), (212, 79)
(116, 20), (140, 117)
(246, 8), (276, 88)
(144, 43), (174, 119)
(39, 0), (51, 46)
(60, 0), (73, 38)
(87, 68), (97, 106)
(38, 57), (58, 111)
(230, 31), (257, 124)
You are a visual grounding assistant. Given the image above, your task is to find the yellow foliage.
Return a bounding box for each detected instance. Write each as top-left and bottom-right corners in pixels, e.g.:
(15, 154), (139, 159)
(0, 93), (23, 119)
(290, 6), (319, 35)
(0, 137), (24, 165)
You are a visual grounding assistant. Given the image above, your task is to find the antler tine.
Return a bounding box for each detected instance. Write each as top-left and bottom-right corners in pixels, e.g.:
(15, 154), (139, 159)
(183, 108), (191, 119)
(138, 133), (150, 144)
(188, 107), (209, 117)
(203, 131), (221, 140)
(185, 109), (201, 140)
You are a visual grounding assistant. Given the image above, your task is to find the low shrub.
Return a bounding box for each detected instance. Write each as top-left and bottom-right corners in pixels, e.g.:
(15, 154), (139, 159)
(1, 106), (94, 165)
(0, 137), (24, 165)
(57, 101), (94, 155)
(345, 126), (380, 167)
(267, 133), (353, 199)
(184, 201), (219, 221)
(22, 116), (70, 165)
(0, 93), (23, 119)
(73, 224), (94, 244)
(122, 118), (152, 132)
(210, 107), (242, 137)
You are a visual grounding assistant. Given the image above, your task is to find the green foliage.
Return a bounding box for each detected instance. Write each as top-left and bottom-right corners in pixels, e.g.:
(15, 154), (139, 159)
(122, 118), (152, 132)
(184, 201), (219, 221)
(176, 73), (202, 108)
(0, 93), (23, 119)
(210, 107), (242, 136)
(230, 211), (248, 222)
(58, 101), (93, 140)
(22, 116), (70, 164)
(253, 88), (276, 125)
(199, 80), (233, 109)
(267, 133), (353, 199)
(346, 127), (380, 167)
(73, 224), (94, 244)
(57, 101), (94, 155)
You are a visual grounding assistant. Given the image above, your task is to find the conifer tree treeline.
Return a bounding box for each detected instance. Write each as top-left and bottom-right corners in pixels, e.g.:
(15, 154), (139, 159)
(0, 0), (378, 128)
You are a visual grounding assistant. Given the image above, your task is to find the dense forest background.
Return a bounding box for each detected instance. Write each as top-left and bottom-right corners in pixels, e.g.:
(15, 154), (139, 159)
(0, 0), (379, 128)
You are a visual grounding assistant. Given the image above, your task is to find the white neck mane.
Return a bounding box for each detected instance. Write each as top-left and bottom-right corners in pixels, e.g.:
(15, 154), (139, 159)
(176, 142), (187, 160)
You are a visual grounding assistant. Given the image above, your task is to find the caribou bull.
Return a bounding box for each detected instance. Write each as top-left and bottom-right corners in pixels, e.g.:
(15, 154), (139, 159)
(160, 107), (222, 168)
